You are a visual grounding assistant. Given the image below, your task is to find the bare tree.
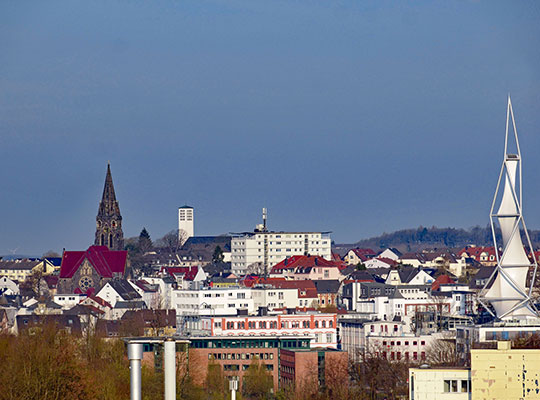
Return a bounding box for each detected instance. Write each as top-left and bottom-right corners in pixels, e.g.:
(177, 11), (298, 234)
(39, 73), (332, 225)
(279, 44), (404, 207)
(351, 343), (410, 400)
(424, 332), (460, 366)
(246, 262), (265, 276)
(156, 229), (187, 255)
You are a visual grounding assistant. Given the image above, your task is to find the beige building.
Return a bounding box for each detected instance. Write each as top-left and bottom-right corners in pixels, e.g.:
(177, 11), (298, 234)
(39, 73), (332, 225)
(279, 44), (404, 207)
(409, 367), (471, 400)
(0, 259), (55, 282)
(471, 341), (540, 400)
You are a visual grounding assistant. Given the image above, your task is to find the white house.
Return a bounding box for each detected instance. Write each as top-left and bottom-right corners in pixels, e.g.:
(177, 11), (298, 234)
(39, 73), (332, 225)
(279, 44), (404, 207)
(95, 279), (143, 307)
(172, 287), (255, 316)
(139, 276), (175, 309)
(53, 294), (87, 309)
(0, 276), (19, 295)
(128, 279), (160, 309)
(378, 248), (402, 261)
(365, 258), (396, 269)
(251, 287), (299, 310)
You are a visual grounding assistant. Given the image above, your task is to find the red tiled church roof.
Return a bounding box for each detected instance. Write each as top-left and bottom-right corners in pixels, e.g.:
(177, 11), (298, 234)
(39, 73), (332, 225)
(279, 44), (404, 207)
(60, 245), (127, 279)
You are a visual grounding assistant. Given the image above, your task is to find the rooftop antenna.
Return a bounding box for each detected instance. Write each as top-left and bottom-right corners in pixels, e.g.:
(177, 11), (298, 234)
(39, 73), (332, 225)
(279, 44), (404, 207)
(262, 207), (268, 232)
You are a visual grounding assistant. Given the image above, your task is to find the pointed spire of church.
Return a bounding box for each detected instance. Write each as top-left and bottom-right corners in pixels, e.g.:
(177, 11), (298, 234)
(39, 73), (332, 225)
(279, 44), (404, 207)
(99, 162), (118, 214)
(95, 164), (124, 250)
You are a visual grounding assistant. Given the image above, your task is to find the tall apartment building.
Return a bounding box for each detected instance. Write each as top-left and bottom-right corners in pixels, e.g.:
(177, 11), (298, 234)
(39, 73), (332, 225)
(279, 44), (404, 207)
(178, 205), (194, 245)
(230, 231), (332, 275)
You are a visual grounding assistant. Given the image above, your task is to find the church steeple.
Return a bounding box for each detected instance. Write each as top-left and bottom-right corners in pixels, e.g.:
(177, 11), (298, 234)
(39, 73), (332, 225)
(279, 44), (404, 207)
(95, 163), (124, 250)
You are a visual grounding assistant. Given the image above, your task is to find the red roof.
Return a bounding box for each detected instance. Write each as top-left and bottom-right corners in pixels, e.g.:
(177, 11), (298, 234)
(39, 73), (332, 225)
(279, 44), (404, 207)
(431, 274), (456, 291)
(59, 246), (127, 279)
(331, 252), (343, 262)
(261, 279), (318, 298)
(270, 255), (343, 274)
(350, 248), (376, 259)
(161, 266), (199, 281)
(458, 246), (497, 259)
(376, 257), (398, 266)
(43, 275), (59, 288)
(85, 295), (113, 309)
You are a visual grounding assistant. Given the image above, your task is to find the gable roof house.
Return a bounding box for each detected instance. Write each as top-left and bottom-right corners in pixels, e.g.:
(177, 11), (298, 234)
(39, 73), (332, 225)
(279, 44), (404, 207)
(128, 280), (160, 309)
(0, 259), (55, 283)
(378, 248), (403, 261)
(458, 246), (498, 266)
(160, 266), (207, 289)
(365, 257), (397, 269)
(16, 314), (82, 335)
(385, 267), (434, 286)
(345, 248), (377, 265)
(313, 280), (342, 308)
(95, 279), (142, 308)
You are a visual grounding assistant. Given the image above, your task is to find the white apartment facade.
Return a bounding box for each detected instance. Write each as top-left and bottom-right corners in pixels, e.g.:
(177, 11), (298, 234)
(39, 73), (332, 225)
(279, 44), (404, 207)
(230, 231), (332, 275)
(172, 287), (255, 317)
(200, 313), (338, 348)
(338, 317), (440, 362)
(251, 287), (299, 310)
(409, 367), (471, 400)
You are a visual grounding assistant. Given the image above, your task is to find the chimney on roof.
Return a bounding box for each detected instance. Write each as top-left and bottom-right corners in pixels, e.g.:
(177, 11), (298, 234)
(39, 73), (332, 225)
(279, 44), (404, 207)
(314, 258), (318, 266)
(284, 257), (288, 266)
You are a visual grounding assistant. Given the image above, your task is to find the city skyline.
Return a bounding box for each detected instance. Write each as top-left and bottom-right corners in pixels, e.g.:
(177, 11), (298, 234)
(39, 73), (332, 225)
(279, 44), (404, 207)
(1, 1), (540, 255)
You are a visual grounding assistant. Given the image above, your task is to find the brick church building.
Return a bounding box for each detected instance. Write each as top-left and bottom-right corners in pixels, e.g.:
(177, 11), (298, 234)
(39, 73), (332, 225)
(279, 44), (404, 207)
(58, 164), (128, 294)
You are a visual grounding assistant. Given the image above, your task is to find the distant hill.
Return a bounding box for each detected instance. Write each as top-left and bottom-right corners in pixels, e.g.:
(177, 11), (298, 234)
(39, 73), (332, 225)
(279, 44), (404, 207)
(0, 254), (40, 260)
(335, 226), (540, 254)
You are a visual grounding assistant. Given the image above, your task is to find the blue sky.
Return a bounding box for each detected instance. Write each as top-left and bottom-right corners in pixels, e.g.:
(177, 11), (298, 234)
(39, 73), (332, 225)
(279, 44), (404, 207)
(1, 1), (540, 255)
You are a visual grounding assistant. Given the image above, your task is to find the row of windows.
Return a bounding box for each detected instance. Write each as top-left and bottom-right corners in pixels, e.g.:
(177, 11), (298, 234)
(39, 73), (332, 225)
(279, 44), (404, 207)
(208, 352), (274, 361)
(370, 324), (400, 333)
(378, 351), (425, 361)
(381, 340), (426, 346)
(444, 379), (470, 393)
(56, 296), (77, 301)
(222, 364), (273, 371)
(221, 319), (334, 330)
(267, 292), (284, 299)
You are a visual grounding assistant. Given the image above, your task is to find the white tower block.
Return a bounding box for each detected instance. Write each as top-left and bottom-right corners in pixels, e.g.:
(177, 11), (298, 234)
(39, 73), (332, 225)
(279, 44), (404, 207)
(482, 97), (539, 320)
(178, 205), (194, 245)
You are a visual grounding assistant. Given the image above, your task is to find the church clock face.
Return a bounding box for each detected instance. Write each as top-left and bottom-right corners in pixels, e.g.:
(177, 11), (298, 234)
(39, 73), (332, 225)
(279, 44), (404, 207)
(79, 276), (94, 291)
